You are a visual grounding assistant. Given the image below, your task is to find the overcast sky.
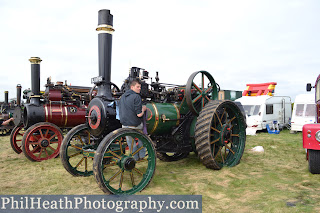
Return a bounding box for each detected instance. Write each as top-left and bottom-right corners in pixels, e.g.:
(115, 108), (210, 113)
(0, 0), (319, 102)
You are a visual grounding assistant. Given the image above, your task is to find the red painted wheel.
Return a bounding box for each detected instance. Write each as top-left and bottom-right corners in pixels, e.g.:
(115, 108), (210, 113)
(10, 124), (25, 154)
(21, 122), (63, 162)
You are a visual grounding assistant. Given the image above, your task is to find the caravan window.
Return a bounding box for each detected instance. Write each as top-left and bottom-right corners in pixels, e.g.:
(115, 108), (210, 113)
(266, 104), (273, 114)
(305, 104), (316, 117)
(295, 104), (304, 116)
(243, 105), (260, 116)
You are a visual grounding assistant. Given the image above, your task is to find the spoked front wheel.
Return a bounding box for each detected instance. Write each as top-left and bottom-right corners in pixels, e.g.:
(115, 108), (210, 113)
(93, 128), (156, 195)
(22, 122), (63, 162)
(60, 124), (96, 176)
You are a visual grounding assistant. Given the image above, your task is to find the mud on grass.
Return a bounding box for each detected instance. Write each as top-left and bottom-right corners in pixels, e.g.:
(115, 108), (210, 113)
(1, 130), (320, 212)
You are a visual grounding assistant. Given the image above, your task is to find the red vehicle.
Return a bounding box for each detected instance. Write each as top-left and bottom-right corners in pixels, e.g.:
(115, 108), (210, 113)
(303, 74), (320, 173)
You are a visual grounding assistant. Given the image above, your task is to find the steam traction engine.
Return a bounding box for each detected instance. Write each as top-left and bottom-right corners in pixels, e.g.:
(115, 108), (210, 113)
(303, 75), (320, 174)
(10, 57), (93, 161)
(60, 9), (246, 195)
(0, 90), (15, 135)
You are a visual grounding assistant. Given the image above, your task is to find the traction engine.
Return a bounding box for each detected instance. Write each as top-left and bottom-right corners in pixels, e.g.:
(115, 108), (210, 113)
(10, 57), (92, 161)
(60, 9), (246, 195)
(0, 90), (15, 136)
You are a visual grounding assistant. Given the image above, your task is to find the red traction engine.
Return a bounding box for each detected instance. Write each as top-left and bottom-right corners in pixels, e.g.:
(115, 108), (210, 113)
(10, 57), (91, 161)
(303, 74), (320, 173)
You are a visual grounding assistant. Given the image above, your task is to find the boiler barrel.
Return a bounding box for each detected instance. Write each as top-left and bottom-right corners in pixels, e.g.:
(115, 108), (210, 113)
(23, 103), (86, 128)
(146, 103), (180, 135)
(43, 104), (86, 127)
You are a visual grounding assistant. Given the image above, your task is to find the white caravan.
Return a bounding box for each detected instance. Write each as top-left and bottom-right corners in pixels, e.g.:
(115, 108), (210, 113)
(235, 96), (292, 132)
(290, 94), (316, 132)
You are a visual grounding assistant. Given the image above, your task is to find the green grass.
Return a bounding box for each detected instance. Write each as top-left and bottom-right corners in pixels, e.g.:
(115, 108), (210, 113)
(1, 129), (320, 212)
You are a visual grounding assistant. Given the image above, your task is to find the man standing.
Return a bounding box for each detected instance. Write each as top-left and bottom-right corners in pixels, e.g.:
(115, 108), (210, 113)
(119, 79), (146, 160)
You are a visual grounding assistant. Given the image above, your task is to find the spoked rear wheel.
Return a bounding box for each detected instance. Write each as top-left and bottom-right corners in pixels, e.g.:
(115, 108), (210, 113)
(60, 124), (95, 176)
(93, 128), (156, 195)
(10, 124), (25, 154)
(195, 100), (246, 169)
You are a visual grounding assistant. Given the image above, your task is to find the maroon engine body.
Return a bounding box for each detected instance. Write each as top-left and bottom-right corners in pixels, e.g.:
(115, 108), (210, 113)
(21, 69), (91, 129)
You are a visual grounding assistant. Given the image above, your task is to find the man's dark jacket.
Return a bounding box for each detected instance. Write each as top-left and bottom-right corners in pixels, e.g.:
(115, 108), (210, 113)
(119, 89), (142, 126)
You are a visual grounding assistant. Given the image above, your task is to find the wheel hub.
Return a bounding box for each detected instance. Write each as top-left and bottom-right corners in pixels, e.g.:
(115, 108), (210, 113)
(121, 156), (136, 171)
(40, 139), (49, 147)
(220, 124), (232, 146)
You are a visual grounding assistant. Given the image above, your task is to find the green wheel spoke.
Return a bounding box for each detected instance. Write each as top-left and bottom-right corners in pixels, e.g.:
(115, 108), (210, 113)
(210, 138), (220, 145)
(133, 168), (144, 176)
(119, 170), (124, 189)
(205, 85), (213, 94)
(201, 73), (204, 91)
(71, 145), (82, 150)
(192, 82), (202, 93)
(227, 117), (236, 125)
(211, 127), (221, 133)
(108, 150), (122, 159)
(192, 94), (202, 104)
(225, 144), (235, 155)
(108, 169), (122, 182)
(130, 171), (135, 187)
(69, 152), (81, 158)
(132, 146), (145, 157)
(119, 138), (124, 154)
(75, 157), (85, 168)
(214, 112), (223, 127)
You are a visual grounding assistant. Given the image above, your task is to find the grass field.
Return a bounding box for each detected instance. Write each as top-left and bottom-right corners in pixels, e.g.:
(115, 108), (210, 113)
(1, 129), (320, 212)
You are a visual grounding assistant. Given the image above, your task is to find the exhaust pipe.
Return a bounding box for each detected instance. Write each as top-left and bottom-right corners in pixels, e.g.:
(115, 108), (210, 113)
(96, 9), (114, 100)
(16, 84), (22, 106)
(23, 57), (45, 128)
(29, 57), (42, 106)
(4, 91), (8, 105)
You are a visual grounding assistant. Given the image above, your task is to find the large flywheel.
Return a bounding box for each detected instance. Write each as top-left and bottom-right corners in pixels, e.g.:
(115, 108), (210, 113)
(185, 71), (218, 116)
(195, 100), (246, 169)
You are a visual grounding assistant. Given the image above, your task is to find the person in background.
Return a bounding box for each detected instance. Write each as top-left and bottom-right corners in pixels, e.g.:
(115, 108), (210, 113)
(0, 117), (14, 126)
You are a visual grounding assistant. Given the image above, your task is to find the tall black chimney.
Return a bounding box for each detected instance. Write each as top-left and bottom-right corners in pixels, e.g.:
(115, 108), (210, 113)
(16, 84), (22, 106)
(29, 57), (42, 105)
(96, 9), (114, 99)
(4, 91), (8, 105)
